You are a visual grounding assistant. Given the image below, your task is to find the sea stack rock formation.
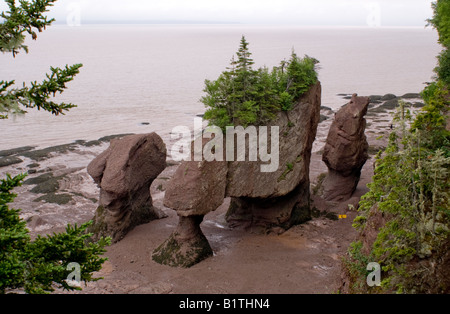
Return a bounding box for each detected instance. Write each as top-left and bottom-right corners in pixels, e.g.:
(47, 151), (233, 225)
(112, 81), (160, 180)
(225, 82), (322, 230)
(154, 82), (322, 267)
(87, 133), (167, 243)
(321, 94), (370, 201)
(153, 138), (228, 267)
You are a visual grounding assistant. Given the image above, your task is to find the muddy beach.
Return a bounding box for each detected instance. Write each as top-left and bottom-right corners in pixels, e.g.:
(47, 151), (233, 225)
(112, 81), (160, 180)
(0, 94), (423, 294)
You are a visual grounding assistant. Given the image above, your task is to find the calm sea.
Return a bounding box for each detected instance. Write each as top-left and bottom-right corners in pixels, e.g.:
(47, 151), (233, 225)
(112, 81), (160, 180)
(0, 25), (441, 150)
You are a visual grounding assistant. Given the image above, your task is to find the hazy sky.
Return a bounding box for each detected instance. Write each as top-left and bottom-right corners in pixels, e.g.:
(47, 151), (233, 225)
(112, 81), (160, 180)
(1, 0), (435, 26)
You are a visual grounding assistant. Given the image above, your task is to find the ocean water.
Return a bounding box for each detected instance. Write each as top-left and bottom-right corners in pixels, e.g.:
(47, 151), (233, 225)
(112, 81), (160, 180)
(0, 25), (441, 150)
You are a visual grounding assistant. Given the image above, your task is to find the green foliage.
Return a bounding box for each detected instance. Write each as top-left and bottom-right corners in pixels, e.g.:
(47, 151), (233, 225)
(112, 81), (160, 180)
(346, 100), (450, 293)
(0, 0), (83, 119)
(344, 2), (450, 293)
(279, 91), (294, 111)
(0, 173), (29, 293)
(285, 52), (319, 100)
(277, 162), (295, 182)
(428, 0), (450, 48)
(201, 36), (319, 130)
(0, 174), (111, 294)
(0, 0), (57, 56)
(428, 1), (450, 84)
(341, 241), (374, 293)
(0, 64), (83, 119)
(436, 48), (450, 85)
(414, 81), (450, 152)
(0, 1), (109, 295)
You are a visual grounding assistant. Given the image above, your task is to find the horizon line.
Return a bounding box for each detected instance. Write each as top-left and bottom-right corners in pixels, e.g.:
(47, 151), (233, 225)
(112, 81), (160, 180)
(52, 20), (431, 29)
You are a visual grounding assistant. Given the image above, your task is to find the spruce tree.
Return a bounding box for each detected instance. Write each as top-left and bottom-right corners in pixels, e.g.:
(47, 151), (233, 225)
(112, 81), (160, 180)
(344, 0), (449, 293)
(0, 0), (82, 119)
(236, 36), (254, 73)
(427, 0), (450, 85)
(201, 37), (319, 130)
(0, 0), (110, 294)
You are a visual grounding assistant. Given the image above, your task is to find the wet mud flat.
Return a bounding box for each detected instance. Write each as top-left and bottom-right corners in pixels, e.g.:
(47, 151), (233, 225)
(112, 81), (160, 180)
(0, 93), (424, 294)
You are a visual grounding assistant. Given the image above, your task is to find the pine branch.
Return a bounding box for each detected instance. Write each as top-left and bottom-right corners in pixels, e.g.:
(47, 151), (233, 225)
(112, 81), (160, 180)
(0, 64), (83, 118)
(0, 0), (57, 56)
(1, 0), (83, 119)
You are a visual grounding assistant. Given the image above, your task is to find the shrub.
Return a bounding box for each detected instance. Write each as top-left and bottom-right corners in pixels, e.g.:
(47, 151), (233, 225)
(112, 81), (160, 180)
(0, 174), (110, 294)
(201, 36), (319, 130)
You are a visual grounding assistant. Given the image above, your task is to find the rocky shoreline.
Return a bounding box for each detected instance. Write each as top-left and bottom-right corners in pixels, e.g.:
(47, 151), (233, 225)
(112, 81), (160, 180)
(0, 92), (425, 293)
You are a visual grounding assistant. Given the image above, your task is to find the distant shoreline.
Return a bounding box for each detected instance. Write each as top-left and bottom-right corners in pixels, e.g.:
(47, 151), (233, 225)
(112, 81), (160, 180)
(51, 23), (433, 29)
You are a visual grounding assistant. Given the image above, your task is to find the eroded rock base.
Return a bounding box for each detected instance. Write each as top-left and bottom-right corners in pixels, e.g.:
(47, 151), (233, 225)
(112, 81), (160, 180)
(89, 200), (167, 243)
(87, 133), (168, 243)
(226, 185), (311, 233)
(321, 169), (362, 202)
(152, 215), (213, 268)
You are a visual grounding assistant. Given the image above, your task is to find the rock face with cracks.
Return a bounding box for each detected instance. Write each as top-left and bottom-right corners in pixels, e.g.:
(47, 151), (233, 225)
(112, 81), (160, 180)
(163, 138), (228, 217)
(154, 137), (227, 267)
(154, 82), (322, 268)
(226, 82), (321, 230)
(321, 94), (370, 202)
(152, 216), (213, 268)
(87, 133), (167, 243)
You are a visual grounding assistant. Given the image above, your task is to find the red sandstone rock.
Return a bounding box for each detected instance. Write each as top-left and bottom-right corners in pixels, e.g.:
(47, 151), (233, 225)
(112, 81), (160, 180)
(87, 133), (167, 243)
(321, 94), (369, 201)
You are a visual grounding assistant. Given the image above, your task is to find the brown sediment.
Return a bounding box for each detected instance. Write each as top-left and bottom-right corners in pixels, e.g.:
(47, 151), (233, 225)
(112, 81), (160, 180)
(2, 94), (417, 294)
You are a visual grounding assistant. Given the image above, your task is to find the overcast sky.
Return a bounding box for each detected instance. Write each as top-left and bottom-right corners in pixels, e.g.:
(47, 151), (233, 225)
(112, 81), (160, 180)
(1, 0), (435, 26)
